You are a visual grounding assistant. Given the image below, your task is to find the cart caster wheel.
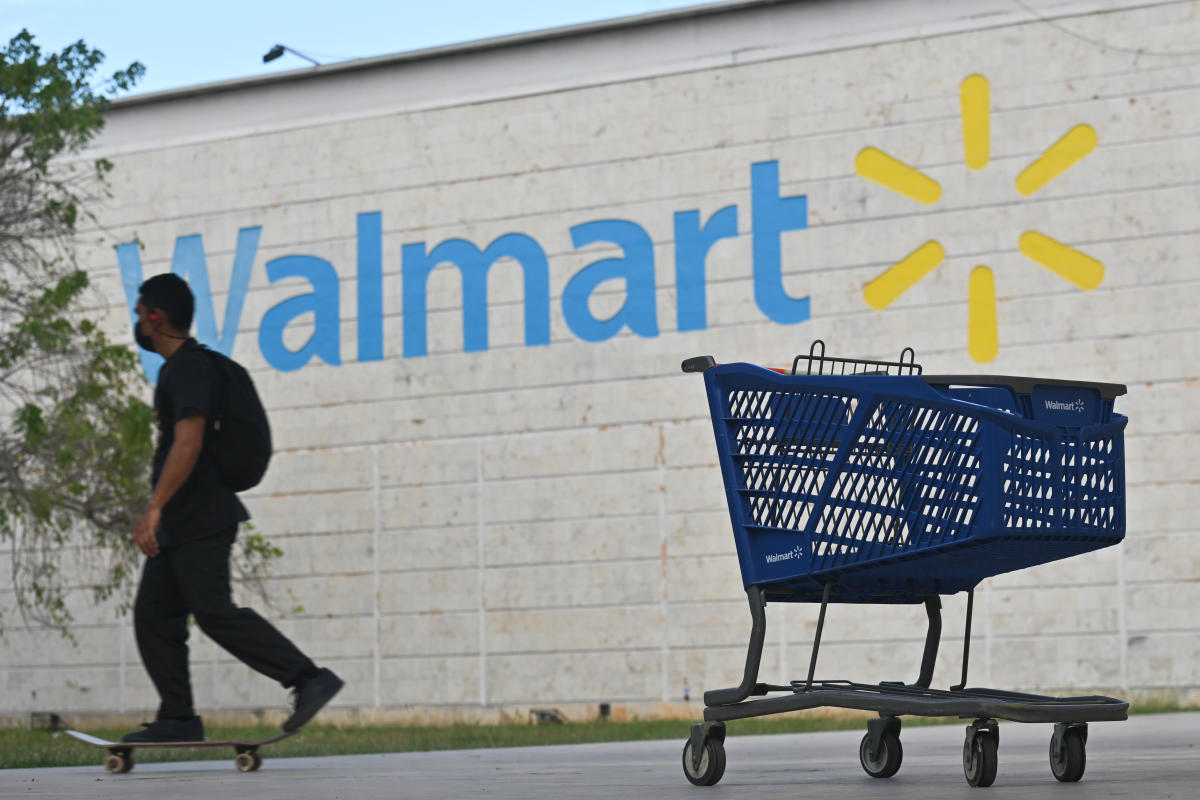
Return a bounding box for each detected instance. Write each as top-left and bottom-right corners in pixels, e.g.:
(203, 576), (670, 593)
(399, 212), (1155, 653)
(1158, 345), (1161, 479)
(859, 730), (903, 778)
(963, 732), (998, 788)
(105, 753), (134, 774)
(681, 737), (726, 786)
(235, 752), (260, 772)
(1050, 726), (1086, 782)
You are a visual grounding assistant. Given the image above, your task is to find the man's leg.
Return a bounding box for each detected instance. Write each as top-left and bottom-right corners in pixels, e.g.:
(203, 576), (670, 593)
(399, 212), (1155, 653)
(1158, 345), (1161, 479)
(133, 548), (195, 720)
(174, 527), (318, 687)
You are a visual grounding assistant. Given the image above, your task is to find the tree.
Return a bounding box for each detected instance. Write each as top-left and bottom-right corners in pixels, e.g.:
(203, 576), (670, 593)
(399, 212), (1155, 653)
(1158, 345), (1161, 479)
(0, 31), (278, 639)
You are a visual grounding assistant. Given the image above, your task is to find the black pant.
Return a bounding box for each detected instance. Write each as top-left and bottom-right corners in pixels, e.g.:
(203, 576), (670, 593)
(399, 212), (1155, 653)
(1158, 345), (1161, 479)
(134, 526), (316, 720)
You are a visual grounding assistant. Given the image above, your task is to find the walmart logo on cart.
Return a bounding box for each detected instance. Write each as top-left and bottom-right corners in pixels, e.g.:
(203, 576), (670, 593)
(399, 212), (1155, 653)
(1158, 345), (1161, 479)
(117, 161), (809, 379)
(765, 545), (805, 564)
(1045, 399), (1086, 414)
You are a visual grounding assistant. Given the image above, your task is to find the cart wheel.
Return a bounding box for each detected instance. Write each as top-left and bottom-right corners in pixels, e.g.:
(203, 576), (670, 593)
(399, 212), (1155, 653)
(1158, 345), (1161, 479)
(859, 730), (903, 778)
(963, 732), (998, 788)
(105, 753), (134, 774)
(235, 752), (258, 773)
(681, 737), (726, 786)
(1050, 727), (1086, 782)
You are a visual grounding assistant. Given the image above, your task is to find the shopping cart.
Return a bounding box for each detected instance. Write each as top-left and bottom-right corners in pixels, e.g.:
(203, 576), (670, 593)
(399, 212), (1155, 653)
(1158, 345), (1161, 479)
(679, 341), (1128, 788)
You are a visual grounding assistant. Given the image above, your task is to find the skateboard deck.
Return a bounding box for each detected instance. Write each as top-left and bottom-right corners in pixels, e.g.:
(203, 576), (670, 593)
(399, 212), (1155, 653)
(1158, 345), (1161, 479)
(66, 728), (296, 773)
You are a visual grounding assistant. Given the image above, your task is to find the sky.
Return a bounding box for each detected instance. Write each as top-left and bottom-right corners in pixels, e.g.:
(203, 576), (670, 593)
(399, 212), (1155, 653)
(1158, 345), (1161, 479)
(3, 0), (713, 96)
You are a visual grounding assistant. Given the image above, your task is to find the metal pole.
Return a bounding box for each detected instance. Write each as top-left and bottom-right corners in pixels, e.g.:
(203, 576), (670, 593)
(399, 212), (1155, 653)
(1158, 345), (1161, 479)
(952, 589), (974, 691)
(805, 582), (833, 691)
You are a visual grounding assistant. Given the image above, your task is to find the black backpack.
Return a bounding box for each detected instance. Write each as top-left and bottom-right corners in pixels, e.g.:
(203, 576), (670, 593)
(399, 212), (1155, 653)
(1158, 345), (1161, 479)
(198, 346), (272, 492)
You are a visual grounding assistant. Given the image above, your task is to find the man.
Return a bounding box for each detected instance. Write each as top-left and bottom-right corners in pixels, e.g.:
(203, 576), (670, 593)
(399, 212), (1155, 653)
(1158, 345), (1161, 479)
(123, 273), (342, 743)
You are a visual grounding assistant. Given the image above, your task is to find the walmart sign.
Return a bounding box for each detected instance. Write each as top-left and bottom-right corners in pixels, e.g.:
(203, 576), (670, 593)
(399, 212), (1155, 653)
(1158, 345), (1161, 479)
(118, 160), (809, 378)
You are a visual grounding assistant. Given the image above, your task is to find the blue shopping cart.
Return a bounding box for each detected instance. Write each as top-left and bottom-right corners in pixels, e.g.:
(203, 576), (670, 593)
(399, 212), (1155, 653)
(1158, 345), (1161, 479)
(679, 342), (1128, 788)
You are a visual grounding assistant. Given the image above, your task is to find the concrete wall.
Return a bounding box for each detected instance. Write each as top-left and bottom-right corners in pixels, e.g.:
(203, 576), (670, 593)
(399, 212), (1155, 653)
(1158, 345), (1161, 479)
(4, 0), (1198, 724)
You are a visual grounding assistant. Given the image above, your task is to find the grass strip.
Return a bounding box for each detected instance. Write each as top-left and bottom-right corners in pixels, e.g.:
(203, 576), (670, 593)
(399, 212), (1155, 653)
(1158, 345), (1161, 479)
(0, 715), (907, 769)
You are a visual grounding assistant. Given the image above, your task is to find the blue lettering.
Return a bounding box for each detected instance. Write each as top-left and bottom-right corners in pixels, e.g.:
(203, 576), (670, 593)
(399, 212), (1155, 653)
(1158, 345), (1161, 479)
(563, 220), (658, 343)
(259, 255), (342, 371)
(115, 159), (816, 375)
(751, 160), (810, 324)
(116, 227), (260, 381)
(115, 242), (162, 381)
(357, 212), (384, 362)
(674, 205), (737, 331)
(401, 234), (550, 358)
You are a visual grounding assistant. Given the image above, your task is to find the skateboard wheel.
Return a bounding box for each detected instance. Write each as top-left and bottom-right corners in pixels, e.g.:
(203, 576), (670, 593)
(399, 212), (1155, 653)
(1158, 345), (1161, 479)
(105, 753), (134, 774)
(235, 752), (257, 772)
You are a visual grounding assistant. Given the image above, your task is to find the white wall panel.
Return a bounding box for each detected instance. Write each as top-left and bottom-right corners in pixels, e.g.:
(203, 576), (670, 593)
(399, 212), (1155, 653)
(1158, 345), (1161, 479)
(7, 0), (1197, 722)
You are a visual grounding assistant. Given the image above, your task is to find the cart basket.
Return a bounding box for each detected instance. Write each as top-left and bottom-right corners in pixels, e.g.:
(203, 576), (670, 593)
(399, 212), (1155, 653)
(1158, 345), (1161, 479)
(688, 355), (1126, 603)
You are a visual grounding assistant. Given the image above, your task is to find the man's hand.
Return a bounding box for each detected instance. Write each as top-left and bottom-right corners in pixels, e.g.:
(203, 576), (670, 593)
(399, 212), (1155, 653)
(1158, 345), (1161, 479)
(133, 505), (162, 557)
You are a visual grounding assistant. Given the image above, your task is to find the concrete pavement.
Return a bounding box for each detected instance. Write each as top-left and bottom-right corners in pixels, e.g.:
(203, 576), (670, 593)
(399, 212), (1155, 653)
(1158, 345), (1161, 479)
(5, 712), (1196, 799)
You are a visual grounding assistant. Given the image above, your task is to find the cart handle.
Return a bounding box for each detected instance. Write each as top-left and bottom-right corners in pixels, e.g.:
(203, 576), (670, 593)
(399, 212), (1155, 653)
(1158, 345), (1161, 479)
(681, 359), (1125, 400)
(681, 356), (788, 374)
(681, 355), (716, 373)
(922, 374), (1126, 400)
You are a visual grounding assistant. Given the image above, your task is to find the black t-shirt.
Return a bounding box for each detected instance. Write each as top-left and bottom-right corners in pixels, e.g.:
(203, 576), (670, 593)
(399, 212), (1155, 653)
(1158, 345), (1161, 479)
(152, 339), (249, 546)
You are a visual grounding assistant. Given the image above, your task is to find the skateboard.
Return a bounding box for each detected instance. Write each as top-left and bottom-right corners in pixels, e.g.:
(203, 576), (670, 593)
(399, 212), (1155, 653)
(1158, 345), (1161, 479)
(65, 728), (296, 773)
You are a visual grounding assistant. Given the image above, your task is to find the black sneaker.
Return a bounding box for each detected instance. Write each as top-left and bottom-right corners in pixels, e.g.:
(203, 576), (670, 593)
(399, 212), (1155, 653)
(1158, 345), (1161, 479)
(282, 668), (344, 732)
(120, 716), (205, 743)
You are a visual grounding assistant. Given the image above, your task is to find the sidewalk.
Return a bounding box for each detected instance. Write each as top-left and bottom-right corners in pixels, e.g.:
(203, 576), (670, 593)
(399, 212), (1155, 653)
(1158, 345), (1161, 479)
(7, 712), (1194, 799)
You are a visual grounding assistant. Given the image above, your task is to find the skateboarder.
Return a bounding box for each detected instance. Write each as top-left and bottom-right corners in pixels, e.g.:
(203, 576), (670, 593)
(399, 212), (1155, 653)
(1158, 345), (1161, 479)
(122, 273), (343, 744)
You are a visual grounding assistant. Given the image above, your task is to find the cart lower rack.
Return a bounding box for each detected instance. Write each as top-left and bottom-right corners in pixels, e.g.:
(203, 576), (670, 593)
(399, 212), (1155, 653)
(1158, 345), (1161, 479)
(679, 343), (1128, 788)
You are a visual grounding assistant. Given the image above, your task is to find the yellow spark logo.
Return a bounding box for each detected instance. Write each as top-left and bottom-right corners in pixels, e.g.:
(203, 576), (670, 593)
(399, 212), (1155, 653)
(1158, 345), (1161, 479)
(855, 74), (1103, 362)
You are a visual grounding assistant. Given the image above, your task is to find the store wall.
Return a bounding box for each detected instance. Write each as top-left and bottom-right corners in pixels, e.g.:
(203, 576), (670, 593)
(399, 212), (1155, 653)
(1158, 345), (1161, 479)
(4, 0), (1197, 721)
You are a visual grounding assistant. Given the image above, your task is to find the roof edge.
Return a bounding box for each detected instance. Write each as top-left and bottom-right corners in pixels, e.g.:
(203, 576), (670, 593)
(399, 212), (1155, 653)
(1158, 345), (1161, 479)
(110, 0), (783, 108)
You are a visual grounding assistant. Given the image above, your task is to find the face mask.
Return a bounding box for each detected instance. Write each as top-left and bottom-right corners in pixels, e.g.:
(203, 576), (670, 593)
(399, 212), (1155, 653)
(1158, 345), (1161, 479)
(134, 321), (156, 353)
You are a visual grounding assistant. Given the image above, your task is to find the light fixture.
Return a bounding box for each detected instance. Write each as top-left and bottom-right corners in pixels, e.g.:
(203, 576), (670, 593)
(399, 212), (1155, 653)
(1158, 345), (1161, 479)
(262, 44), (320, 66)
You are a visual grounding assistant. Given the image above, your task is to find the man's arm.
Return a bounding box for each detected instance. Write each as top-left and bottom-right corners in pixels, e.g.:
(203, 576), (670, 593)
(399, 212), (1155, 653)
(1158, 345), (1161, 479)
(132, 411), (205, 557)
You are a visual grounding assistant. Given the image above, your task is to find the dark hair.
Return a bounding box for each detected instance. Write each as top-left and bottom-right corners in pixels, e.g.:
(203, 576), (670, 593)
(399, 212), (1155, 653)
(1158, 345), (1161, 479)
(138, 273), (194, 331)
